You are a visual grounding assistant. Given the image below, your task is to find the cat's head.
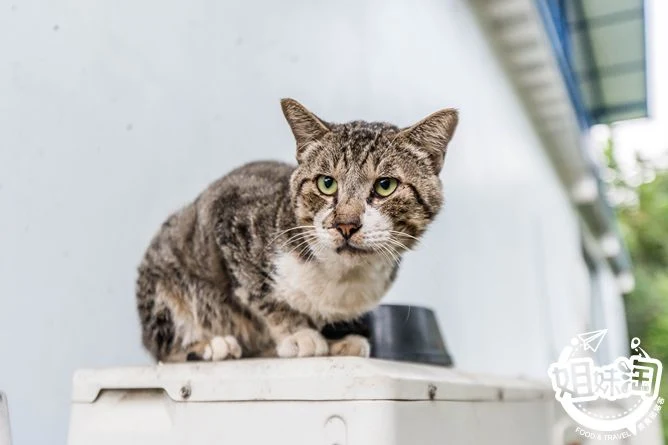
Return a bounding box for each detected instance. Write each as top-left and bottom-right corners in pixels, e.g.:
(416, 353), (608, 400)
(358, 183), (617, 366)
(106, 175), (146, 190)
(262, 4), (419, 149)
(282, 98), (458, 261)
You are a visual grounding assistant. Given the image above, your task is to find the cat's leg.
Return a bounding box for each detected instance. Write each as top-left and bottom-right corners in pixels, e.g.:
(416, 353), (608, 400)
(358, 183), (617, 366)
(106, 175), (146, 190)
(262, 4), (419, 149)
(137, 271), (179, 361)
(328, 335), (371, 358)
(137, 270), (261, 362)
(251, 298), (329, 358)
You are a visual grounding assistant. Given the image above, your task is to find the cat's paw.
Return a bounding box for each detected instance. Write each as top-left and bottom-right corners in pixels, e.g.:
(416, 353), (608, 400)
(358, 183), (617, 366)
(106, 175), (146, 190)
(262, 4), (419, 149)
(188, 335), (242, 361)
(329, 334), (371, 358)
(276, 329), (329, 358)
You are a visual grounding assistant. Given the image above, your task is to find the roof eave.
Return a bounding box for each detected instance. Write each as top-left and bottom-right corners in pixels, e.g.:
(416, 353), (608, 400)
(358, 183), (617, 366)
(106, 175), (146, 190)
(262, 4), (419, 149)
(471, 0), (634, 293)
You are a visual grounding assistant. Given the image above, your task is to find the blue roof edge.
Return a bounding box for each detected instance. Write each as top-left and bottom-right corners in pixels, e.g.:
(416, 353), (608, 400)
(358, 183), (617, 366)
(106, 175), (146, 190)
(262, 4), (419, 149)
(534, 0), (592, 130)
(534, 0), (635, 284)
(536, 0), (650, 126)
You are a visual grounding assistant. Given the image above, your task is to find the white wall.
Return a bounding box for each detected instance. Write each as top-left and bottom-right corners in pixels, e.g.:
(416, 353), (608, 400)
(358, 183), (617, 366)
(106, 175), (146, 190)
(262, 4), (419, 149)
(0, 1), (610, 443)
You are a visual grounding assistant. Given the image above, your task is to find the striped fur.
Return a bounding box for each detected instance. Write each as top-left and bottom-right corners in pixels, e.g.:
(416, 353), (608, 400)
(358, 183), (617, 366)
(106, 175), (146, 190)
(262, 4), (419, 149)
(136, 98), (458, 361)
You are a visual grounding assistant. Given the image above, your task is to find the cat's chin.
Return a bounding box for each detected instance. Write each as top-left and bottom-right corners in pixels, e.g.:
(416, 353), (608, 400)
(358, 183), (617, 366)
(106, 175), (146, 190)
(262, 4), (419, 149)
(335, 243), (374, 255)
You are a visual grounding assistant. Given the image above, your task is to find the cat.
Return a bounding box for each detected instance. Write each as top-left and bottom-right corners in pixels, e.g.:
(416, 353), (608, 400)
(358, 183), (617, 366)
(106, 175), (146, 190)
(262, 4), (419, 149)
(136, 98), (458, 362)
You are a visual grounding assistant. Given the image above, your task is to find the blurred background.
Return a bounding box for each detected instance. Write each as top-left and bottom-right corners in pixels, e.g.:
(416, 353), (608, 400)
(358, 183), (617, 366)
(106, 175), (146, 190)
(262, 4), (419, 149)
(0, 0), (665, 444)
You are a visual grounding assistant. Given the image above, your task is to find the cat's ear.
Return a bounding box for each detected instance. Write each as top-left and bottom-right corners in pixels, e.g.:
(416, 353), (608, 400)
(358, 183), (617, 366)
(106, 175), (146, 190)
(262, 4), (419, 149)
(395, 108), (459, 174)
(281, 98), (331, 161)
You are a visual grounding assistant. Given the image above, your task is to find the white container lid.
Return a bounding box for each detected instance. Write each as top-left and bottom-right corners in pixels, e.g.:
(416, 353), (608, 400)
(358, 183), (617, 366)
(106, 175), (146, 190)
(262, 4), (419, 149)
(71, 357), (550, 403)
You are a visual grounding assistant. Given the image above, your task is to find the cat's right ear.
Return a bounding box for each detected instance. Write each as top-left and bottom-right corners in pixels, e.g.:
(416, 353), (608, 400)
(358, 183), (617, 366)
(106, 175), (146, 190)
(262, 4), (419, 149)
(281, 98), (331, 161)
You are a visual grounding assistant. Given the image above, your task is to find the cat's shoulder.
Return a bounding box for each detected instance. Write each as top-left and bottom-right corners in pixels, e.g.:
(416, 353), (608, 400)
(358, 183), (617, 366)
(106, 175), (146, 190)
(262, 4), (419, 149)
(226, 160), (296, 180)
(200, 161), (295, 197)
(195, 160), (296, 218)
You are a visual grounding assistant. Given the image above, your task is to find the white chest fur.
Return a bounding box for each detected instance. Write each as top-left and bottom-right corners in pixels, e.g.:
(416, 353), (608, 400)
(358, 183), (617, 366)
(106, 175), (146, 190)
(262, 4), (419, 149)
(272, 251), (394, 324)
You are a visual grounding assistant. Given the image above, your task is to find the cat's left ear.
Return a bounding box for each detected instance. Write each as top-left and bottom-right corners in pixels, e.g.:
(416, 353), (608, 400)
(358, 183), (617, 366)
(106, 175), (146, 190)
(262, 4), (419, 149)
(395, 108), (459, 174)
(281, 98), (331, 162)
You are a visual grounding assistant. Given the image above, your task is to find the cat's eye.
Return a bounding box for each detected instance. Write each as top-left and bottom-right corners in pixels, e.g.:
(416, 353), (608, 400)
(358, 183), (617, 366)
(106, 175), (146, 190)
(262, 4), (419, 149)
(316, 175), (338, 195)
(374, 178), (398, 197)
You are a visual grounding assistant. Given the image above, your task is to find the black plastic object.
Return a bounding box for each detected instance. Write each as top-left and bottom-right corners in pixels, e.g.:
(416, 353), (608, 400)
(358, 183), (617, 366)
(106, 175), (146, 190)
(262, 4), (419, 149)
(321, 304), (454, 367)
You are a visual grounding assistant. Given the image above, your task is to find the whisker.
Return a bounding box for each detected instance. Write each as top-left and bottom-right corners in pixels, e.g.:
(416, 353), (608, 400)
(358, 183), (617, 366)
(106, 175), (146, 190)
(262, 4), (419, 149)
(306, 242), (326, 263)
(382, 244), (401, 265)
(382, 247), (400, 266)
(297, 242), (313, 259)
(383, 241), (405, 266)
(370, 243), (393, 265)
(267, 225), (316, 247)
(386, 237), (410, 252)
(389, 230), (420, 243)
(296, 234), (323, 258)
(285, 235), (319, 257)
(305, 245), (317, 262)
(369, 241), (400, 266)
(278, 231), (318, 250)
(285, 233), (319, 251)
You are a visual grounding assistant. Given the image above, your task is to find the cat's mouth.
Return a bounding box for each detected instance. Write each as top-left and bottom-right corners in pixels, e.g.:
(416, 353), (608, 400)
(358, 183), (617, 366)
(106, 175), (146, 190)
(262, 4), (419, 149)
(335, 242), (373, 255)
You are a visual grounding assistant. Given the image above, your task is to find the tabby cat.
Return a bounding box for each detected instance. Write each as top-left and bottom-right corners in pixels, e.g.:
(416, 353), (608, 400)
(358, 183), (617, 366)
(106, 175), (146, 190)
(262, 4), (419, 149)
(136, 99), (458, 361)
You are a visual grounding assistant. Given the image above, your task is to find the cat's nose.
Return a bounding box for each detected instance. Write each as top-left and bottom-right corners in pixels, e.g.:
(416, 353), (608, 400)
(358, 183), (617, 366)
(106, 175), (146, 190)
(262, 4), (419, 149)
(335, 221), (362, 240)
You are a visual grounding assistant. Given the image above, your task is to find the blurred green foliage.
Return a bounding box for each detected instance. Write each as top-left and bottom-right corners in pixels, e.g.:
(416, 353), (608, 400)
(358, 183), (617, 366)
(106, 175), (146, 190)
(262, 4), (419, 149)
(604, 138), (668, 442)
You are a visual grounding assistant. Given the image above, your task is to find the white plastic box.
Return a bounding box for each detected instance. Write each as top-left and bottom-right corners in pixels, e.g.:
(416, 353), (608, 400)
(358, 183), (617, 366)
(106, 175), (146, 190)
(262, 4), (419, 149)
(67, 358), (554, 445)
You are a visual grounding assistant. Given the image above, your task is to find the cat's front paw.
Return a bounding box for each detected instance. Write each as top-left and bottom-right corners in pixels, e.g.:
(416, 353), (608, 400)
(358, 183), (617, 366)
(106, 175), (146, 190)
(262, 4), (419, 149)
(276, 329), (329, 358)
(329, 334), (371, 358)
(187, 335), (242, 361)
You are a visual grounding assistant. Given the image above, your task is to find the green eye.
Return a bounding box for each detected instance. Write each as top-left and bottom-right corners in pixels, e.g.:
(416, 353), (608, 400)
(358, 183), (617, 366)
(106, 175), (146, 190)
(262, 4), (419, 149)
(374, 178), (398, 197)
(317, 175), (338, 195)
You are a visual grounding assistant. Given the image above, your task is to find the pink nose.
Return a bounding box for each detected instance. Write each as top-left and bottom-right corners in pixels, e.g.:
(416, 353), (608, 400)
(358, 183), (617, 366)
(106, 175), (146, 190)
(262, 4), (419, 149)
(336, 222), (361, 239)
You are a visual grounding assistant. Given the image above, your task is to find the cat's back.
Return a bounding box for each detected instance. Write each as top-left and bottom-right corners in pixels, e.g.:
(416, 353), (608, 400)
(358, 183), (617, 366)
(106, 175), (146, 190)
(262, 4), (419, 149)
(197, 160), (296, 221)
(204, 160), (295, 199)
(226, 160), (295, 180)
(141, 161), (296, 278)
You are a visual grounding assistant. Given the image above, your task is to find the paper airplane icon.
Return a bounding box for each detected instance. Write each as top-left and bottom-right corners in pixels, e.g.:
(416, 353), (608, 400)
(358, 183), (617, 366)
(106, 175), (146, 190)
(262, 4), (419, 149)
(578, 329), (608, 352)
